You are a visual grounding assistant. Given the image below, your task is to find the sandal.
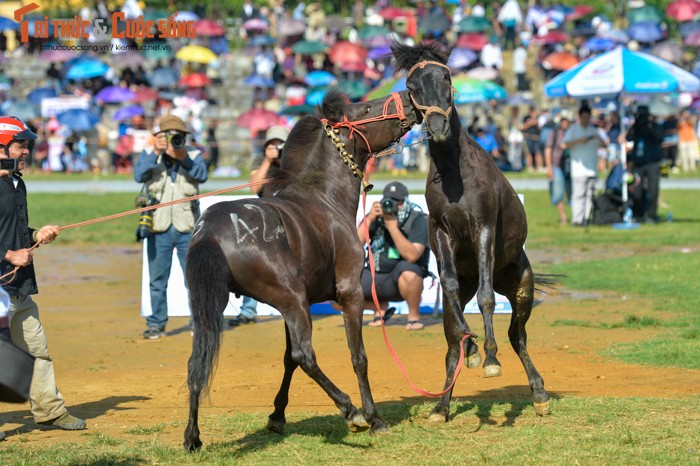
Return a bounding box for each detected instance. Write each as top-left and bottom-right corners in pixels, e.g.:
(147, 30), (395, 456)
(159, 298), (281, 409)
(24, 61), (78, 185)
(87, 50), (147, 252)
(367, 307), (397, 327)
(405, 321), (424, 331)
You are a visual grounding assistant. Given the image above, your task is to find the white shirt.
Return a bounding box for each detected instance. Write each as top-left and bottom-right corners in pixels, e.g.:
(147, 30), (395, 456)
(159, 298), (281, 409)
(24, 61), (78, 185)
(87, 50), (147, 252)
(480, 43), (503, 69)
(563, 123), (603, 178)
(513, 46), (527, 74)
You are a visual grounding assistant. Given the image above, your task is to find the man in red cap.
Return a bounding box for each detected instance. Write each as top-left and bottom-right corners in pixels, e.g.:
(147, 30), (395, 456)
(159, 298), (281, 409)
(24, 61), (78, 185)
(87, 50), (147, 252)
(0, 116), (86, 434)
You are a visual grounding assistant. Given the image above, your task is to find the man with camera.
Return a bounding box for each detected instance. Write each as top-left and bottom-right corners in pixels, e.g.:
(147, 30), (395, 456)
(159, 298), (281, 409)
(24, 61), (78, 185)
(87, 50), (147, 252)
(0, 116), (86, 432)
(626, 105), (665, 223)
(357, 182), (429, 331)
(563, 105), (606, 226)
(134, 115), (208, 339)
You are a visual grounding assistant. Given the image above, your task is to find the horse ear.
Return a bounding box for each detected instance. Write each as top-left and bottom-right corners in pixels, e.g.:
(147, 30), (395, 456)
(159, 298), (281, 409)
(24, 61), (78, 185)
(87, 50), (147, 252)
(390, 40), (412, 71)
(316, 88), (349, 122)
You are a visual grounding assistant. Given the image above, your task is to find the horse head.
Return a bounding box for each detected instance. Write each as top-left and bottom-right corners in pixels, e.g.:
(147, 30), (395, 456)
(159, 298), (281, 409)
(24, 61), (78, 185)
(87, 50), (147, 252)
(391, 42), (453, 143)
(317, 88), (419, 161)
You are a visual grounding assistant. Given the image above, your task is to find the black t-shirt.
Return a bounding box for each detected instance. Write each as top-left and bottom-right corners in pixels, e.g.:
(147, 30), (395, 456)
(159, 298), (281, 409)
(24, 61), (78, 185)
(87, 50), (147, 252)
(368, 209), (430, 274)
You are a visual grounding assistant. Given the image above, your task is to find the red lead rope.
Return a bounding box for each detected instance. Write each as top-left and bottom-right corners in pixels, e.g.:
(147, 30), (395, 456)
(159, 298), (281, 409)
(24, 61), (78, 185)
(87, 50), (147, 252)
(360, 180), (470, 398)
(0, 179), (270, 285)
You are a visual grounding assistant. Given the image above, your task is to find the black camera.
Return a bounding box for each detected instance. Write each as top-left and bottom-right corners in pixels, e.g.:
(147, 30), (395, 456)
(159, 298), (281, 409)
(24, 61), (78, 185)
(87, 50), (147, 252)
(0, 158), (19, 172)
(135, 197), (159, 242)
(168, 132), (186, 149)
(380, 197), (399, 215)
(277, 144), (284, 159)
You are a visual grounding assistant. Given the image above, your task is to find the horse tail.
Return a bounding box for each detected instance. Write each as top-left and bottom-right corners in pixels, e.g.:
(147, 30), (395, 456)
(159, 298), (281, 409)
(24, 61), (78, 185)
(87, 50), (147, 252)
(186, 236), (230, 397)
(534, 273), (564, 294)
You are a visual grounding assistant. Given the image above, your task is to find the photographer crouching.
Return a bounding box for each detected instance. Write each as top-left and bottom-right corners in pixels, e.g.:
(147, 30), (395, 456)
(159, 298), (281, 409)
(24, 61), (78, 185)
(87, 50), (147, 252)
(357, 182), (430, 331)
(134, 115), (208, 339)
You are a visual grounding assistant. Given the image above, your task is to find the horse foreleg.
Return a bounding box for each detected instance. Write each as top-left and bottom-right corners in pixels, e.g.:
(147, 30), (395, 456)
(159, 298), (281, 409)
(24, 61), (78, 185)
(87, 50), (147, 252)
(267, 323), (298, 435)
(505, 258), (550, 415)
(285, 301), (368, 433)
(429, 230), (476, 423)
(340, 289), (387, 434)
(476, 227), (501, 378)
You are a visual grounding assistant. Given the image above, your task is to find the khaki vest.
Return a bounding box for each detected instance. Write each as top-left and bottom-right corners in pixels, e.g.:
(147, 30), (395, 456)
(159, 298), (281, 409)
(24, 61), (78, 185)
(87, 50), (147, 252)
(145, 149), (201, 233)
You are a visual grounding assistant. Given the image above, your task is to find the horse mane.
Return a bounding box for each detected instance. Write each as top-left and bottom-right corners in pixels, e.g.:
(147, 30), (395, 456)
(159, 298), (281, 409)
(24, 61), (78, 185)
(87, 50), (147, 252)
(391, 41), (450, 71)
(264, 90), (352, 194)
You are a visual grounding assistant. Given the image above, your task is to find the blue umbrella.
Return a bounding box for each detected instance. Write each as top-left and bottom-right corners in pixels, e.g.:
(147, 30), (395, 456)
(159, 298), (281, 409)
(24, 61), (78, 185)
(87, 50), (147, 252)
(304, 70), (337, 87)
(598, 29), (630, 44)
(368, 45), (392, 61)
(113, 104), (144, 121)
(243, 75), (276, 88)
(148, 67), (180, 88)
(26, 87), (57, 105)
(175, 11), (199, 21)
(57, 109), (101, 131)
(66, 59), (109, 80)
(627, 21), (664, 43)
(583, 37), (616, 53)
(95, 86), (136, 103)
(545, 47), (700, 98)
(0, 16), (19, 31)
(680, 21), (700, 38)
(208, 36), (229, 55)
(305, 87), (326, 105)
(448, 47), (478, 70)
(249, 35), (277, 46)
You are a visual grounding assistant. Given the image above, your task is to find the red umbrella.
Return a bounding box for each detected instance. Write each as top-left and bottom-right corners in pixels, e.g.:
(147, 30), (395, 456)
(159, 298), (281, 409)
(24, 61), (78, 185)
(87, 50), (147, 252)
(542, 52), (579, 71)
(667, 0), (700, 22)
(455, 33), (488, 51)
(379, 7), (411, 20)
(565, 6), (594, 21)
(340, 61), (367, 72)
(329, 41), (368, 65)
(236, 108), (286, 134)
(531, 30), (569, 45)
(133, 87), (160, 103)
(179, 73), (212, 88)
(195, 19), (225, 37)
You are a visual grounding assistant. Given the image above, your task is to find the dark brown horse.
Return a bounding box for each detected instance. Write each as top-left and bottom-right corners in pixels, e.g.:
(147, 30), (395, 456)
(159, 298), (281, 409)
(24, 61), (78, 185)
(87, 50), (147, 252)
(183, 90), (418, 450)
(391, 43), (551, 420)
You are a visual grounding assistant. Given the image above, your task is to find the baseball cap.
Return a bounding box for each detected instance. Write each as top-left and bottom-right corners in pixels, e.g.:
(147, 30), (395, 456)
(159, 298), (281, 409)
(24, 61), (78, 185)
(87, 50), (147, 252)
(264, 126), (290, 147)
(383, 181), (408, 201)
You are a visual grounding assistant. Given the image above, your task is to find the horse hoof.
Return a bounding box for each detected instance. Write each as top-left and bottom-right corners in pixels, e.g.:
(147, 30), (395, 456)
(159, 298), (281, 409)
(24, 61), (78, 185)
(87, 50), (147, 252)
(466, 351), (482, 369)
(483, 364), (502, 378)
(534, 400), (551, 416)
(266, 418), (285, 435)
(370, 421), (390, 435)
(183, 438), (202, 452)
(428, 411), (448, 423)
(347, 412), (370, 433)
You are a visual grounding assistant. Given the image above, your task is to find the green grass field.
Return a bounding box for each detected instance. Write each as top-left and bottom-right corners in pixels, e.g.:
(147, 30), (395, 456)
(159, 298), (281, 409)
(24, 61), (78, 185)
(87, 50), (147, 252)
(8, 188), (699, 464)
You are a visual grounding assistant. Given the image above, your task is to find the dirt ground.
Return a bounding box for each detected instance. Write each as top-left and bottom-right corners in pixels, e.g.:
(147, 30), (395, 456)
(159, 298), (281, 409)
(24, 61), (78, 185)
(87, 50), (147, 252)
(1, 244), (699, 446)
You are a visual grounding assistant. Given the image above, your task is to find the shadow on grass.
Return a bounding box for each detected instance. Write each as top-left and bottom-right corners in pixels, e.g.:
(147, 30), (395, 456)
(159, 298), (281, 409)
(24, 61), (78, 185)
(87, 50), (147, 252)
(1, 395), (150, 439)
(202, 387), (563, 459)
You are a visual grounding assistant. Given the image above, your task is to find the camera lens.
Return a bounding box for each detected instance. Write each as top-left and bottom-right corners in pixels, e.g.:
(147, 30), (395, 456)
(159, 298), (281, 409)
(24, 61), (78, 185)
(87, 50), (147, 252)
(381, 198), (398, 215)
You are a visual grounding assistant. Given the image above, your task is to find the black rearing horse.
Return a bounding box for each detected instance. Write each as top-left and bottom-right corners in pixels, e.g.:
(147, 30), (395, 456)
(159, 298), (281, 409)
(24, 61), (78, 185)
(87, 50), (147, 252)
(183, 90), (419, 450)
(392, 43), (551, 420)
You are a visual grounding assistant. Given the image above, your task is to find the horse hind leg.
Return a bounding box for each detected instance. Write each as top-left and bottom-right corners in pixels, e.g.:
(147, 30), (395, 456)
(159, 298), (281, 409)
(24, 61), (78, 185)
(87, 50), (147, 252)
(183, 237), (229, 451)
(267, 323), (298, 435)
(284, 298), (368, 433)
(506, 262), (550, 416)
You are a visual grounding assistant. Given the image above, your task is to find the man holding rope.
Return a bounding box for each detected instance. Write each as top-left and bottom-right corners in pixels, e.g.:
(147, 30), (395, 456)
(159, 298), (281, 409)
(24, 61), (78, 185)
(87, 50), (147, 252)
(134, 115), (208, 340)
(0, 116), (86, 432)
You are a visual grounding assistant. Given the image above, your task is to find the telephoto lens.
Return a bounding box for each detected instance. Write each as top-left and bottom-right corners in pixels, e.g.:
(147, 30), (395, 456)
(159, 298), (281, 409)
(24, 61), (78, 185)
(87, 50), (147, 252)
(169, 132), (186, 149)
(381, 197), (398, 215)
(135, 198), (159, 241)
